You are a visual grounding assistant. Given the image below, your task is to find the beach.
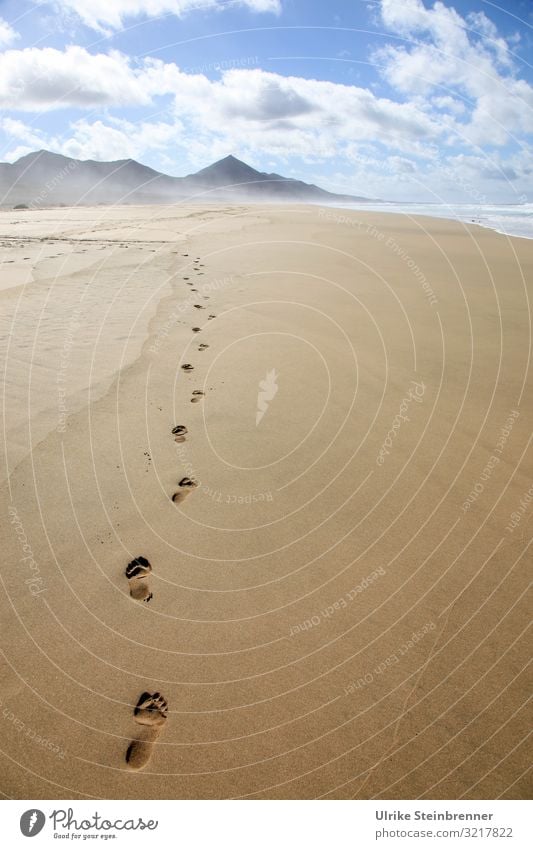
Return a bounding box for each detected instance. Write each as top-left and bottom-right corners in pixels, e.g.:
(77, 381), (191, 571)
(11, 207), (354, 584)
(0, 203), (531, 800)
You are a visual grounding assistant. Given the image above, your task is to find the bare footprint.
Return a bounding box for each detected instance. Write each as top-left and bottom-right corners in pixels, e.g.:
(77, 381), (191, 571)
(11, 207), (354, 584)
(172, 477), (198, 504)
(125, 692), (168, 771)
(125, 557), (153, 603)
(191, 390), (204, 403)
(181, 363), (194, 371)
(172, 424), (188, 443)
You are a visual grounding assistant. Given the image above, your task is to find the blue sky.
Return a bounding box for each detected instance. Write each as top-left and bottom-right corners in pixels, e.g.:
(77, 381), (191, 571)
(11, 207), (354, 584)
(0, 0), (531, 201)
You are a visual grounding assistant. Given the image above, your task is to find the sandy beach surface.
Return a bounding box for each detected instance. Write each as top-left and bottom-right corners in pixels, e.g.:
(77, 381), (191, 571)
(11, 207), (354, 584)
(0, 203), (531, 799)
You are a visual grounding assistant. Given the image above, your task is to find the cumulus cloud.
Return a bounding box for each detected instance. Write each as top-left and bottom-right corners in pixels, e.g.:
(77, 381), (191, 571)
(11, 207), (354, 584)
(376, 0), (533, 145)
(0, 17), (18, 46)
(47, 0), (281, 33)
(0, 46), (442, 161)
(0, 118), (49, 161)
(0, 47), (156, 109)
(172, 68), (441, 154)
(61, 118), (182, 161)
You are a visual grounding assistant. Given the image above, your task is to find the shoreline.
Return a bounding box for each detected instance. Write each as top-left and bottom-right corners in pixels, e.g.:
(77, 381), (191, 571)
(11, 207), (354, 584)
(317, 202), (533, 241)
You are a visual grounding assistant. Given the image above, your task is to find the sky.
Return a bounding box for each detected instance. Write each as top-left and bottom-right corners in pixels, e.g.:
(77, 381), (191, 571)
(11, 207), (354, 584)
(0, 0), (531, 202)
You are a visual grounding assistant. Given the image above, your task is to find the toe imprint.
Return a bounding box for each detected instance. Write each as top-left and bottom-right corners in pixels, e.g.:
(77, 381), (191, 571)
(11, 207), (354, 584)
(172, 424), (188, 443)
(126, 691), (168, 771)
(172, 425), (188, 435)
(126, 557), (153, 602)
(172, 477), (198, 503)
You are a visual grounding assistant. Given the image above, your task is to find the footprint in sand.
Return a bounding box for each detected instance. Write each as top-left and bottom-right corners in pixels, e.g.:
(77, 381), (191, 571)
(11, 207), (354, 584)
(192, 327), (201, 333)
(193, 304), (204, 309)
(125, 557), (153, 603)
(172, 424), (188, 443)
(125, 692), (168, 771)
(208, 314), (216, 320)
(183, 277), (189, 280)
(181, 363), (194, 371)
(198, 343), (209, 351)
(172, 477), (198, 503)
(191, 390), (204, 403)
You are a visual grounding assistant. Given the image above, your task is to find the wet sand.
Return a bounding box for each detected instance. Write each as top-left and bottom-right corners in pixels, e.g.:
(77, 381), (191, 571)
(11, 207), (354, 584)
(0, 204), (531, 799)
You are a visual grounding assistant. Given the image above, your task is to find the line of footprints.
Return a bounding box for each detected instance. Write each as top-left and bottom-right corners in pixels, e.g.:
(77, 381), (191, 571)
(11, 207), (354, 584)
(122, 253), (216, 770)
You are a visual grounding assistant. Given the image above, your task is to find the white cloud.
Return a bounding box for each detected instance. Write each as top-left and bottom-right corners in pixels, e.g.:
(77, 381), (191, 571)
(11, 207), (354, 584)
(388, 155), (417, 174)
(376, 0), (533, 145)
(380, 0), (512, 67)
(0, 46), (442, 162)
(61, 117), (182, 161)
(47, 0), (281, 33)
(432, 95), (466, 116)
(1, 117), (47, 148)
(170, 68), (441, 156)
(0, 17), (18, 46)
(0, 47), (156, 109)
(1, 118), (50, 161)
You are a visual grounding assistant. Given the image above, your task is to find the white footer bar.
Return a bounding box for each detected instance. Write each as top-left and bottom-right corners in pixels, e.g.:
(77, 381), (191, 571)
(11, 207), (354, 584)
(3, 799), (530, 848)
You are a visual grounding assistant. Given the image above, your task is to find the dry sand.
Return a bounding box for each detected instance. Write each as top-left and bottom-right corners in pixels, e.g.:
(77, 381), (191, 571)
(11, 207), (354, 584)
(0, 203), (531, 799)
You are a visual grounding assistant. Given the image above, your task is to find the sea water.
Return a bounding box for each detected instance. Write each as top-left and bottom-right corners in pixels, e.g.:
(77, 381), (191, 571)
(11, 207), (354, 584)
(324, 201), (533, 240)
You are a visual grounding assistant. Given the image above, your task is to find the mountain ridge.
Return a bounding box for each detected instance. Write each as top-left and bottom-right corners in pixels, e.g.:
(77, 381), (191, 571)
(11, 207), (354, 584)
(0, 150), (375, 206)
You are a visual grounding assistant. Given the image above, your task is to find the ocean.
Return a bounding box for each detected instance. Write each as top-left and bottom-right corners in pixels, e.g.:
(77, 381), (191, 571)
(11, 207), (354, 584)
(325, 201), (533, 240)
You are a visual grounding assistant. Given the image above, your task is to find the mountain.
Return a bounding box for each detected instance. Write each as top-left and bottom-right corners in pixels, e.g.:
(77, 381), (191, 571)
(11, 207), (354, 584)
(0, 150), (373, 207)
(0, 150), (179, 207)
(182, 154), (369, 202)
(186, 154), (267, 187)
